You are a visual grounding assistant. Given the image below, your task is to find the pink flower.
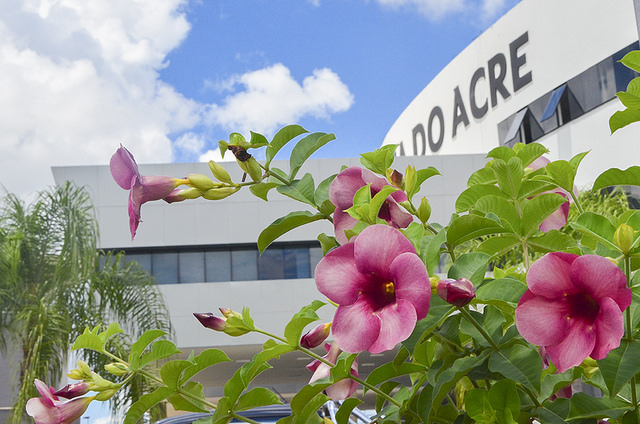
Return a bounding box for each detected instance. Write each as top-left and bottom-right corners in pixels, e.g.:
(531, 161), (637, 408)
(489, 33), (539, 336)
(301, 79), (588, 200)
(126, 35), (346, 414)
(53, 382), (91, 399)
(515, 253), (632, 373)
(306, 343), (358, 400)
(300, 323), (332, 349)
(315, 224), (430, 353)
(437, 277), (475, 307)
(110, 145), (185, 239)
(26, 379), (94, 424)
(329, 167), (413, 244)
(528, 157), (577, 232)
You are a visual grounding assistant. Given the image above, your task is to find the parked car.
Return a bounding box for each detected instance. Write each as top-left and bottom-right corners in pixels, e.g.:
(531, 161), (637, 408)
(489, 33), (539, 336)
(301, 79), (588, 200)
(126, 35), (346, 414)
(154, 401), (372, 424)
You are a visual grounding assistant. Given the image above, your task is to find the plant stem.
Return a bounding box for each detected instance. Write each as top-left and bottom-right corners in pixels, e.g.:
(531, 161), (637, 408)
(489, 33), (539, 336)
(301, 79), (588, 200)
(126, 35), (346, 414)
(624, 256), (639, 417)
(521, 239), (531, 270)
(458, 308), (500, 351)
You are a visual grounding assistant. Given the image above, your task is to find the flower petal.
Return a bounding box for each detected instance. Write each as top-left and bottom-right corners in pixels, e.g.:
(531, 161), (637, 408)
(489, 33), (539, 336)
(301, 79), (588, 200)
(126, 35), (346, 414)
(110, 145), (139, 190)
(539, 201), (569, 232)
(387, 200), (413, 228)
(390, 252), (430, 319)
(367, 299), (417, 354)
(332, 209), (359, 245)
(132, 176), (179, 205)
(332, 301), (381, 353)
(33, 380), (56, 405)
(315, 243), (369, 305)
(571, 255), (631, 309)
(326, 379), (359, 401)
(329, 167), (366, 210)
(515, 292), (569, 346)
(591, 297), (625, 360)
(545, 318), (596, 373)
(527, 252), (579, 298)
(353, 225), (415, 278)
(26, 397), (60, 424)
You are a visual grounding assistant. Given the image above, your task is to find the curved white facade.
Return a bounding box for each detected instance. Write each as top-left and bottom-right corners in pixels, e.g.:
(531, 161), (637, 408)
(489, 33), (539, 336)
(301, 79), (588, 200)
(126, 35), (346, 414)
(383, 0), (640, 188)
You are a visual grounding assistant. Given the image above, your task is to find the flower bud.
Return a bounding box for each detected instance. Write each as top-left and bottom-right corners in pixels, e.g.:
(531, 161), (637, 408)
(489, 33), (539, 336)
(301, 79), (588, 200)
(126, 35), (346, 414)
(67, 361), (92, 380)
(239, 157), (263, 182)
(164, 187), (201, 203)
(386, 169), (403, 188)
(193, 312), (227, 332)
(94, 388), (119, 401)
(188, 174), (217, 191)
(209, 160), (233, 184)
(437, 278), (475, 307)
(417, 197), (431, 223)
(300, 323), (331, 348)
(201, 187), (239, 200)
(54, 382), (91, 400)
(104, 362), (129, 376)
(614, 223), (634, 254)
(219, 308), (242, 319)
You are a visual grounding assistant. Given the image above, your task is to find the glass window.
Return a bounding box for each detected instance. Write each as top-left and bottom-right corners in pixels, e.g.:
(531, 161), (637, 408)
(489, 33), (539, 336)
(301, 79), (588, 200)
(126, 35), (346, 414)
(309, 247), (323, 277)
(231, 249), (258, 281)
(258, 248), (284, 280)
(152, 252), (178, 284)
(283, 248), (310, 279)
(126, 253), (152, 274)
(179, 251), (205, 284)
(205, 251), (231, 282)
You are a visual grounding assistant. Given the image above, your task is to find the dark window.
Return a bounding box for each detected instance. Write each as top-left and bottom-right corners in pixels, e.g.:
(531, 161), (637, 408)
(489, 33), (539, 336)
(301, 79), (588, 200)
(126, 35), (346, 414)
(258, 248), (285, 280)
(205, 251), (231, 282)
(179, 251), (205, 283)
(283, 248), (311, 279)
(231, 249), (258, 281)
(502, 108), (543, 146)
(309, 247), (323, 277)
(153, 252), (178, 284)
(126, 253), (152, 273)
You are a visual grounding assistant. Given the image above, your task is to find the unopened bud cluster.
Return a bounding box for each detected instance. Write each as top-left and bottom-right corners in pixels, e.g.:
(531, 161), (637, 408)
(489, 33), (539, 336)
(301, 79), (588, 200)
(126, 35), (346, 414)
(194, 308), (252, 337)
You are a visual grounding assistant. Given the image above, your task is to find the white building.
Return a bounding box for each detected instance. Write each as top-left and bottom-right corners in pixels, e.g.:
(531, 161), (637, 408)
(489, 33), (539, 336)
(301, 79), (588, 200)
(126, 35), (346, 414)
(2, 0), (640, 420)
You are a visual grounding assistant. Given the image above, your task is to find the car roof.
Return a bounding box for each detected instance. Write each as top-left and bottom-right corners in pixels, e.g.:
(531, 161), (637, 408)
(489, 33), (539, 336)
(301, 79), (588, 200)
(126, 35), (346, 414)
(155, 404), (293, 424)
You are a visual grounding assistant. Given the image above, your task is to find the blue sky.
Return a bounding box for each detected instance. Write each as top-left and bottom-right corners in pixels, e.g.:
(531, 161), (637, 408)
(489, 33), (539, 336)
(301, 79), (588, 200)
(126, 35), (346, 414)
(0, 0), (519, 198)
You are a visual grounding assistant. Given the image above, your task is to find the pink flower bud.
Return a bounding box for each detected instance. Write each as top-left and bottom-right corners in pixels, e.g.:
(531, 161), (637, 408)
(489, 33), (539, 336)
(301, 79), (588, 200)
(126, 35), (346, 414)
(193, 312), (227, 331)
(53, 382), (91, 400)
(300, 323), (331, 348)
(437, 277), (475, 307)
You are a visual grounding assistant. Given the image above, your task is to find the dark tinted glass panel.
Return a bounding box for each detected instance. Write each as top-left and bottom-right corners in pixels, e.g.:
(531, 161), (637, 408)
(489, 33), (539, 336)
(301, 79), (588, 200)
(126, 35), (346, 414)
(179, 251), (205, 283)
(309, 247), (323, 277)
(153, 252), (178, 284)
(205, 251), (231, 282)
(127, 253), (152, 273)
(231, 250), (257, 281)
(258, 248), (284, 280)
(283, 248), (310, 279)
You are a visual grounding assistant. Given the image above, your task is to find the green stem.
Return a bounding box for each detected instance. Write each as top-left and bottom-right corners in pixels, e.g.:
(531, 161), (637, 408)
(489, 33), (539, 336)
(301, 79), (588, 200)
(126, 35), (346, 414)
(624, 256), (639, 417)
(458, 308), (500, 351)
(569, 190), (584, 215)
(521, 239), (531, 270)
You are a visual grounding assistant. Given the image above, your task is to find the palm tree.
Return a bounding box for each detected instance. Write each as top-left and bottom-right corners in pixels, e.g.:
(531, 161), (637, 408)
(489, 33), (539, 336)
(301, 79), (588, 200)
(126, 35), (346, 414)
(0, 182), (172, 423)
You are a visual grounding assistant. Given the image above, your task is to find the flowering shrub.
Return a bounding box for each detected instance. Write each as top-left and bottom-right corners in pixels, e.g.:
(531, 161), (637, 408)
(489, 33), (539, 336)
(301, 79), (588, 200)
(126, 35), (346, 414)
(28, 53), (640, 424)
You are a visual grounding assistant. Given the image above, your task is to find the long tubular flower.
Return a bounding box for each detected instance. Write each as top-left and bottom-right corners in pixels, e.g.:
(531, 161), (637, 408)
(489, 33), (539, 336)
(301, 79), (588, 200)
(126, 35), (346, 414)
(26, 379), (94, 424)
(306, 343), (359, 400)
(528, 157), (577, 232)
(329, 167), (413, 244)
(110, 145), (186, 239)
(315, 224), (430, 353)
(515, 253), (632, 373)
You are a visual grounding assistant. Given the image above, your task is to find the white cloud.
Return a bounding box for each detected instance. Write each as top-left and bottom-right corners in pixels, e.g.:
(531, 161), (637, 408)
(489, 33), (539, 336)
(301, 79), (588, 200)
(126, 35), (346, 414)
(0, 0), (200, 197)
(205, 64), (354, 137)
(371, 0), (513, 21)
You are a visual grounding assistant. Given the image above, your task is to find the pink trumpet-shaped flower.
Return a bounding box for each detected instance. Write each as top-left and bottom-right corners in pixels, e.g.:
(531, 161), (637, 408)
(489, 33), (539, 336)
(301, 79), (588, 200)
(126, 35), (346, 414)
(53, 382), (91, 399)
(26, 379), (94, 424)
(300, 323), (332, 349)
(315, 224), (430, 353)
(515, 253), (632, 373)
(306, 343), (359, 400)
(329, 167), (413, 244)
(110, 145), (185, 239)
(528, 157), (577, 232)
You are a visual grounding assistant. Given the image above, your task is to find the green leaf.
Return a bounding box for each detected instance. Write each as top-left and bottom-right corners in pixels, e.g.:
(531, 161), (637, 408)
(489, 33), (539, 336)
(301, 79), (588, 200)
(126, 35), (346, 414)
(527, 230), (580, 254)
(569, 211), (618, 251)
(139, 339), (181, 368)
(289, 132), (335, 180)
(72, 327), (106, 353)
(181, 349), (231, 384)
(456, 184), (506, 213)
(597, 339), (640, 397)
(291, 384), (331, 417)
(249, 131), (269, 148)
(128, 329), (167, 367)
(124, 387), (174, 424)
(488, 345), (542, 394)
(276, 173), (316, 206)
(314, 174), (336, 206)
(610, 108), (640, 134)
(620, 51), (640, 73)
(365, 362), (426, 387)
(468, 166), (497, 186)
(492, 157), (524, 198)
(249, 182), (280, 201)
(545, 160), (576, 193)
(567, 392), (630, 419)
(475, 195), (521, 234)
(265, 125), (308, 167)
(236, 387), (282, 412)
(447, 252), (490, 286)
(258, 211), (324, 253)
(168, 381), (209, 413)
(161, 359), (194, 389)
(459, 307), (505, 348)
(618, 80), (640, 108)
(517, 180), (556, 199)
(283, 300), (326, 345)
(368, 185), (399, 222)
(465, 389), (497, 424)
(569, 150), (589, 171)
(487, 146), (516, 161)
(593, 166), (640, 190)
(420, 229), (446, 276)
(360, 144), (398, 175)
(406, 166), (441, 200)
(488, 380), (520, 424)
(336, 398), (364, 424)
(477, 234), (520, 258)
(540, 368), (582, 401)
(317, 233), (339, 255)
(521, 192), (567, 237)
(476, 277), (527, 305)
(446, 215), (508, 248)
(515, 142), (549, 167)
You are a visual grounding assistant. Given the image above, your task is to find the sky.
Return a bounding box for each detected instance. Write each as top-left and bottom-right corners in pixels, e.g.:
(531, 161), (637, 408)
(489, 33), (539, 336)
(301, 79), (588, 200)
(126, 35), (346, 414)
(0, 0), (521, 199)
